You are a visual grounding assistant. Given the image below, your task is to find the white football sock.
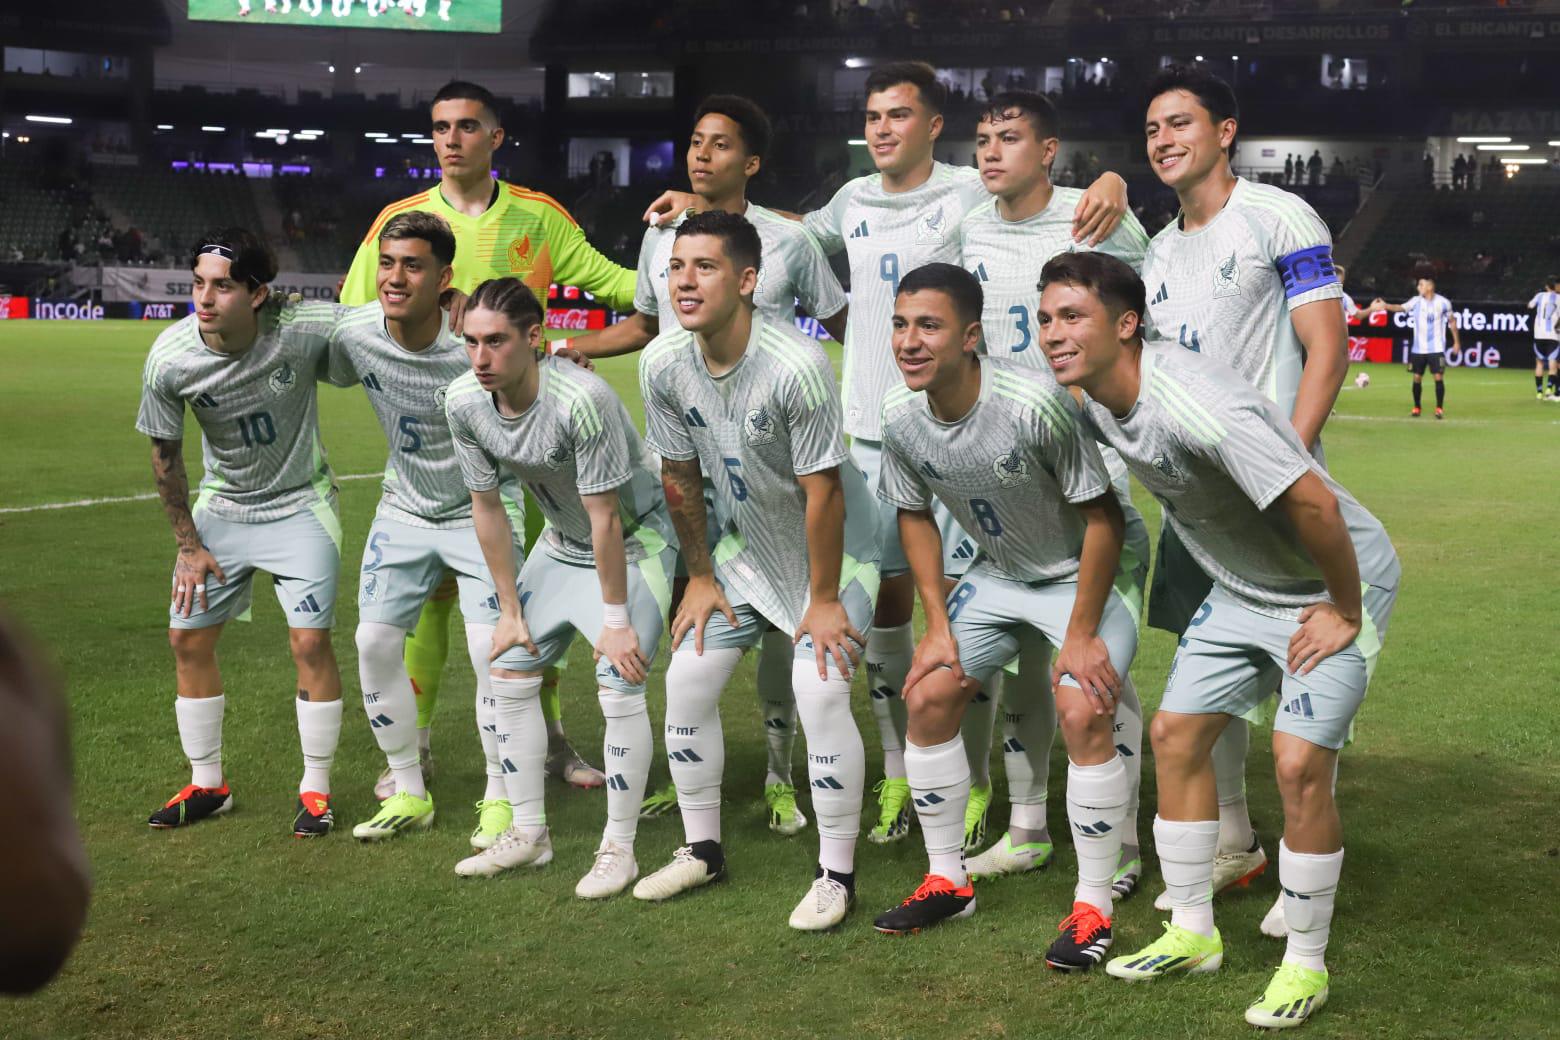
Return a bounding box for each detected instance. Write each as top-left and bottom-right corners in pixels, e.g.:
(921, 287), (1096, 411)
(961, 671), (1000, 788)
(490, 674), (547, 826)
(175, 694), (225, 788)
(1000, 645), (1056, 838)
(295, 697), (341, 795)
(1066, 756), (1129, 916)
(791, 658), (865, 874)
(756, 629), (797, 786)
(598, 688), (651, 848)
(1213, 719), (1255, 854)
(1112, 676), (1144, 850)
(465, 624), (506, 801)
(1155, 815), (1220, 936)
(906, 735), (971, 886)
(865, 622), (912, 780)
(355, 622), (424, 796)
(1280, 840), (1341, 971)
(664, 647), (742, 844)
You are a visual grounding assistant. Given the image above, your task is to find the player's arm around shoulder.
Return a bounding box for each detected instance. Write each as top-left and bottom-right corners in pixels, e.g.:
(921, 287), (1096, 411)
(535, 193), (637, 312)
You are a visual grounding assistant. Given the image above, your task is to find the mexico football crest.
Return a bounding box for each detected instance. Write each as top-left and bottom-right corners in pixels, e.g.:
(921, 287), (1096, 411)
(1151, 453), (1182, 481)
(544, 443), (572, 470)
(434, 384), (449, 410)
(268, 362), (297, 395)
(361, 572), (380, 604)
(744, 407), (777, 446)
(992, 450), (1030, 488)
(1212, 252), (1241, 298)
(916, 205), (947, 244)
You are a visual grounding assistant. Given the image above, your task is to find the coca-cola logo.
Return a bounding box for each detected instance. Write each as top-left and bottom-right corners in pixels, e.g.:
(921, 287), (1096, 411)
(545, 308), (592, 330)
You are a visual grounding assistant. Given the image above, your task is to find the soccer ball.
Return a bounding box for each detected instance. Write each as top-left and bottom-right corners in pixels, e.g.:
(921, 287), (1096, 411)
(1354, 371), (1371, 388)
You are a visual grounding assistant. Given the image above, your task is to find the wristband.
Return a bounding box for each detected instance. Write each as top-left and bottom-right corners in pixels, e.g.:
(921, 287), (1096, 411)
(602, 602), (630, 628)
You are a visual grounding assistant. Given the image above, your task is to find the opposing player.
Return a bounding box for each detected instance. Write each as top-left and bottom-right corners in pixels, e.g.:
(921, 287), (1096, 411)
(871, 265), (1138, 976)
(342, 80), (637, 795)
(633, 212), (877, 930)
(1526, 277), (1558, 399)
(316, 211), (512, 848)
(949, 90), (1152, 891)
(136, 228), (348, 837)
(1041, 251), (1399, 1029)
(1140, 65), (1349, 924)
(572, 94), (849, 834)
(444, 277), (674, 897)
(644, 63), (1129, 843)
(1363, 278), (1458, 419)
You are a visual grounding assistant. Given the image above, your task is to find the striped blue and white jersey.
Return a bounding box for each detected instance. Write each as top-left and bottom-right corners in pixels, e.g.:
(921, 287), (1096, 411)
(1528, 290), (1559, 341)
(1402, 293), (1454, 354)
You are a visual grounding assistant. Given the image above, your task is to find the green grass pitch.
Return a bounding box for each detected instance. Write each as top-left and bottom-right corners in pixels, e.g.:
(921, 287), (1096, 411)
(0, 320), (1556, 1039)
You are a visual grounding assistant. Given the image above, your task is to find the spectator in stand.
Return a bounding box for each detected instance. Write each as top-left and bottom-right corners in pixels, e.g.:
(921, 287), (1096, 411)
(1423, 152), (1434, 186)
(1452, 153), (1466, 190)
(1330, 155), (1346, 182)
(1284, 154), (1294, 185)
(1307, 149), (1323, 186)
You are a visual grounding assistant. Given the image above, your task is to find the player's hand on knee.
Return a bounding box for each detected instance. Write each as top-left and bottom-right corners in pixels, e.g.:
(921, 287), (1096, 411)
(643, 191), (699, 225)
(595, 625), (648, 685)
(1072, 173), (1127, 245)
(794, 599), (864, 680)
(490, 610), (538, 661)
(1287, 603), (1360, 676)
(172, 547), (226, 618)
(1054, 632), (1119, 715)
(672, 576), (735, 656)
(904, 626), (968, 699)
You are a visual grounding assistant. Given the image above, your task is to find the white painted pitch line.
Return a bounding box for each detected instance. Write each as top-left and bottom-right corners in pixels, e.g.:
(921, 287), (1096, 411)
(0, 472), (383, 516)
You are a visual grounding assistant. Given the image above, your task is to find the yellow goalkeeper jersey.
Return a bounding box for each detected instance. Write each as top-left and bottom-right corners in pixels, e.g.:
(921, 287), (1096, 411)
(339, 180), (636, 312)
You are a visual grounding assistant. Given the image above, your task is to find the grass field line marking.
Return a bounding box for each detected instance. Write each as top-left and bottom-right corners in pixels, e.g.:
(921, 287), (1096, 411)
(0, 472), (383, 515)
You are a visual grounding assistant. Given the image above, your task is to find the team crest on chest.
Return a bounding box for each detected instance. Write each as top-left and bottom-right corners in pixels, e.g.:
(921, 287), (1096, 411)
(744, 407), (777, 446)
(544, 443), (572, 469)
(1212, 252), (1241, 298)
(1150, 453), (1182, 482)
(992, 450), (1030, 488)
(434, 384), (449, 410)
(508, 235), (533, 275)
(916, 205), (947, 244)
(268, 362), (296, 396)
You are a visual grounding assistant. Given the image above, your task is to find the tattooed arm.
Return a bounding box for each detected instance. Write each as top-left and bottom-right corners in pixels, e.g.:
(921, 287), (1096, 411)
(662, 456), (736, 654)
(151, 437), (226, 618)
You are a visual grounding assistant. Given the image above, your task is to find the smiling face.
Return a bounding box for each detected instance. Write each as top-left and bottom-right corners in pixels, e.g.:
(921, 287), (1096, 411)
(864, 82), (941, 178)
(190, 252), (267, 339)
(686, 112), (758, 202)
(667, 232), (756, 335)
(1037, 279), (1139, 389)
(976, 107), (1056, 201)
(891, 288), (981, 395)
(376, 235), (451, 326)
(1144, 88), (1234, 191)
(431, 98), (503, 179)
(462, 306), (540, 393)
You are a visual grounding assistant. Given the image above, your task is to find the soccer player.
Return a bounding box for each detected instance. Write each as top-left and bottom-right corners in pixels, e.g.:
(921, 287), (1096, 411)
(571, 94), (849, 834)
(136, 228), (349, 837)
(342, 80), (638, 796)
(316, 211), (516, 848)
(949, 90), (1153, 890)
(633, 212), (877, 930)
(443, 277), (675, 897)
(870, 264), (1138, 974)
(1363, 278), (1459, 418)
(648, 62), (1130, 842)
(1039, 251), (1399, 1029)
(1525, 277), (1559, 399)
(1139, 65), (1350, 923)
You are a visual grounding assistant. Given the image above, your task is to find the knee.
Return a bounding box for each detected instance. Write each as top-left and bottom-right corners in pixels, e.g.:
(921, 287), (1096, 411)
(354, 622), (402, 666)
(289, 628), (335, 669)
(1273, 747), (1332, 799)
(168, 627), (215, 663)
(902, 671), (963, 720)
(1055, 693), (1107, 743)
(1149, 713), (1201, 767)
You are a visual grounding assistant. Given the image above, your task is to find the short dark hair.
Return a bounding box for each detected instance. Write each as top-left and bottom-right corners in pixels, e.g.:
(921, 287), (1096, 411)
(379, 211), (457, 267)
(980, 90), (1059, 141)
(674, 210), (762, 275)
(1145, 64), (1239, 151)
(1039, 251), (1147, 333)
(898, 262), (983, 327)
(692, 94), (773, 161)
(432, 80), (503, 126)
(187, 227), (276, 289)
(865, 61), (948, 114)
(1548, 275), (1559, 290)
(468, 277), (544, 334)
